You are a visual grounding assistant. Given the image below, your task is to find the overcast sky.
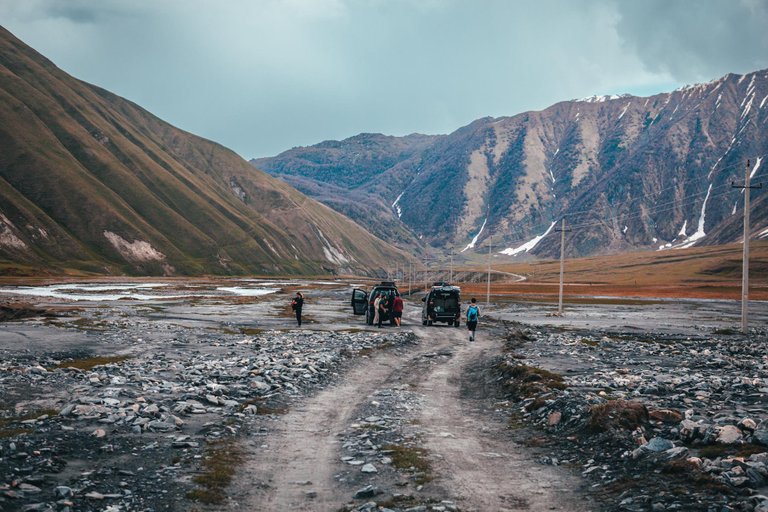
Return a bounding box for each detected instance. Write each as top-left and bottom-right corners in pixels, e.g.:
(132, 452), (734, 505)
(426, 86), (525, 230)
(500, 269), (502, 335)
(2, 0), (768, 159)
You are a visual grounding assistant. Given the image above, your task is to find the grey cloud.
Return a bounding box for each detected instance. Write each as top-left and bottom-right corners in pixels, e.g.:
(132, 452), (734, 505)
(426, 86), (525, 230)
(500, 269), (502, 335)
(3, 0), (768, 158)
(614, 0), (768, 80)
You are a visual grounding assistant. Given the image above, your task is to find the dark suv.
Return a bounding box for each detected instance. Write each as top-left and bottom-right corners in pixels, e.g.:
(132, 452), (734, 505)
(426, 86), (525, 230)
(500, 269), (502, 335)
(421, 283), (461, 327)
(351, 281), (400, 325)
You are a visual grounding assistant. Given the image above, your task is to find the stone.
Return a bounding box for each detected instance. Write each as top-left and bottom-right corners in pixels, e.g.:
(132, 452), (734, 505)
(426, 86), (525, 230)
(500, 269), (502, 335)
(353, 485), (380, 499)
(753, 429), (768, 446)
(361, 463), (377, 473)
(547, 411), (562, 426)
(54, 486), (73, 498)
(645, 437), (674, 452)
(717, 425), (743, 444)
(739, 418), (758, 431)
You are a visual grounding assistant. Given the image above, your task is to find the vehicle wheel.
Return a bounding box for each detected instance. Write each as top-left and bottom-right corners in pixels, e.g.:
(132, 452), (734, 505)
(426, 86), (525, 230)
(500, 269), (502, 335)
(427, 320), (432, 326)
(422, 319), (427, 326)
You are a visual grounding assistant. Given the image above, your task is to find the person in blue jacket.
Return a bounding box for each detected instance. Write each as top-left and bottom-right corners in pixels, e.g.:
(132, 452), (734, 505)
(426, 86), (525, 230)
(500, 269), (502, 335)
(466, 297), (480, 341)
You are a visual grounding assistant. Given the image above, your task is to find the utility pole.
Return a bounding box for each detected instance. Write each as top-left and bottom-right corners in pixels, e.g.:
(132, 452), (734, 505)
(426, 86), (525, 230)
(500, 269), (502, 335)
(486, 235), (492, 307)
(555, 218), (572, 316)
(732, 159), (763, 333)
(408, 261), (412, 296)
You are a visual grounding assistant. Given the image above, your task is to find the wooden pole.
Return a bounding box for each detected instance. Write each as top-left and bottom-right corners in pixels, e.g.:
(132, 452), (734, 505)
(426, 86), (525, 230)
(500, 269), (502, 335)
(558, 218), (566, 315)
(486, 236), (492, 307)
(741, 160), (752, 333)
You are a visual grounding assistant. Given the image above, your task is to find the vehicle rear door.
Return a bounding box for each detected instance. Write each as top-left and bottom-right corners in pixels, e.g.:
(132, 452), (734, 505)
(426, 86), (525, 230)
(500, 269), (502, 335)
(351, 288), (368, 315)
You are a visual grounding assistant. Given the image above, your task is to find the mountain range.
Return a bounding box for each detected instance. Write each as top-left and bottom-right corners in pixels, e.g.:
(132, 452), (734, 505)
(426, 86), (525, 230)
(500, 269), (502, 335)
(0, 26), (411, 276)
(253, 70), (768, 260)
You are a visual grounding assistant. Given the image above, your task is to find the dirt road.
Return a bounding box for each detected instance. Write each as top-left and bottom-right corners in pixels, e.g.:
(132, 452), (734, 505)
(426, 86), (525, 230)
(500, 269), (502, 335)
(232, 303), (593, 511)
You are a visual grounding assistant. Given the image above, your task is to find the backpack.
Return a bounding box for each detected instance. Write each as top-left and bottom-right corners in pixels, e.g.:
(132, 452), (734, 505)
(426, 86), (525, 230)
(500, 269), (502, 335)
(467, 305), (479, 322)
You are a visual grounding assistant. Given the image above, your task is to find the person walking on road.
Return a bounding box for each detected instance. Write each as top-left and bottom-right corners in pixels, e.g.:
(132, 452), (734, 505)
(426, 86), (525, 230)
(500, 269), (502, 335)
(392, 294), (404, 327)
(466, 297), (480, 341)
(291, 292), (304, 327)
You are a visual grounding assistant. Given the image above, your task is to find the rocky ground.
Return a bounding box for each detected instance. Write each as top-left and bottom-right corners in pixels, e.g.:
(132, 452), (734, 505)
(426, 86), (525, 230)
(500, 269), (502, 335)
(0, 280), (766, 511)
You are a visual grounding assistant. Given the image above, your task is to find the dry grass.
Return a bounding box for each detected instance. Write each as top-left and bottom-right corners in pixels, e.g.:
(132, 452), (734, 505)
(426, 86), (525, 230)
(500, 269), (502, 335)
(589, 400), (649, 432)
(459, 240), (768, 300)
(382, 443), (432, 485)
(496, 362), (567, 399)
(696, 443), (767, 459)
(0, 408), (58, 438)
(50, 355), (131, 371)
(186, 439), (244, 505)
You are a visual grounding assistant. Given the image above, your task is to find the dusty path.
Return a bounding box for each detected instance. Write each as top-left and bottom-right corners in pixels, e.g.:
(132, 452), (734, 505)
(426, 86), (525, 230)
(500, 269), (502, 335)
(230, 302), (591, 511)
(411, 323), (591, 511)
(232, 349), (406, 511)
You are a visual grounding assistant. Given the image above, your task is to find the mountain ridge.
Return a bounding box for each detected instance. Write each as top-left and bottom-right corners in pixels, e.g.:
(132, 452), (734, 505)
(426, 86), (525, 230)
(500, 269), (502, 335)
(0, 26), (411, 276)
(252, 69), (768, 259)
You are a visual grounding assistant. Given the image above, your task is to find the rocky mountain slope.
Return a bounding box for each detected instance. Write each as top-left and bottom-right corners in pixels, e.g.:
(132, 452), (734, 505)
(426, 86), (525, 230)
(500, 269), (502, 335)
(252, 133), (442, 255)
(0, 27), (411, 276)
(253, 71), (768, 259)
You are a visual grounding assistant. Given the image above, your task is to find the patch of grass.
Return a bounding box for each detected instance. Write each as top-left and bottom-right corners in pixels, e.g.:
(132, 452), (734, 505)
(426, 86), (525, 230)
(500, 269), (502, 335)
(68, 317), (110, 331)
(696, 443), (767, 459)
(186, 439), (244, 505)
(496, 362), (567, 399)
(240, 327), (265, 335)
(50, 355), (131, 371)
(580, 338), (599, 347)
(589, 400), (648, 432)
(357, 423), (387, 432)
(382, 444), (432, 485)
(0, 408), (58, 438)
(238, 398), (288, 416)
(712, 327), (740, 335)
(524, 396), (548, 412)
(0, 427), (34, 438)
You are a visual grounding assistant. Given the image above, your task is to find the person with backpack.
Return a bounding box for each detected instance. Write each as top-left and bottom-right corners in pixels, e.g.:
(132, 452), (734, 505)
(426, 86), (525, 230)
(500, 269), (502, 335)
(291, 292), (304, 327)
(466, 297), (480, 341)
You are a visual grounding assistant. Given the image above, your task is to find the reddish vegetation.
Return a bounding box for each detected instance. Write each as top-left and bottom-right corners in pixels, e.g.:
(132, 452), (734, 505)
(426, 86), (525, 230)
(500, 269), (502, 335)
(459, 240), (768, 301)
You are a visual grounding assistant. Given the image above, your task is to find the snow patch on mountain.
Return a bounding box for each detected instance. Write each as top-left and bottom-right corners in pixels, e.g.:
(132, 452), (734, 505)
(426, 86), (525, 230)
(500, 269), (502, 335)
(392, 191), (404, 218)
(675, 183), (713, 249)
(461, 217), (487, 253)
(500, 221), (557, 256)
(618, 102), (631, 120)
